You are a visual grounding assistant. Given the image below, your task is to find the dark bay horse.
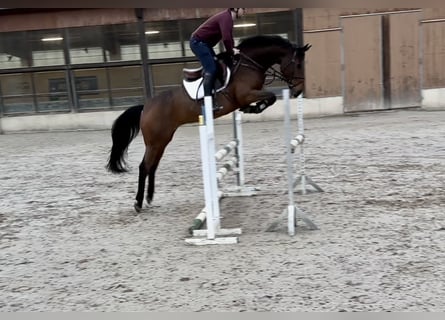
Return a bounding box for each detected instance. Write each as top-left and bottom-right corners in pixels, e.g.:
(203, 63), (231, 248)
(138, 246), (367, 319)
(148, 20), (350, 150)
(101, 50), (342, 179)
(107, 35), (311, 212)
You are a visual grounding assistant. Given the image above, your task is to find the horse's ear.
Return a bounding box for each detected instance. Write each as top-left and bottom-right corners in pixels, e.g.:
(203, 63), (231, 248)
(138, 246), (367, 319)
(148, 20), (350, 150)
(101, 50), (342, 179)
(303, 44), (312, 51)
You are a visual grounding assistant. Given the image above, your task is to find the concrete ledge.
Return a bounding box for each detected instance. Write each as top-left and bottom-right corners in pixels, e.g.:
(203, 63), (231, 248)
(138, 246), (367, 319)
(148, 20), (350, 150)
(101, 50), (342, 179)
(422, 88), (445, 111)
(2, 88), (445, 133)
(0, 110), (123, 134)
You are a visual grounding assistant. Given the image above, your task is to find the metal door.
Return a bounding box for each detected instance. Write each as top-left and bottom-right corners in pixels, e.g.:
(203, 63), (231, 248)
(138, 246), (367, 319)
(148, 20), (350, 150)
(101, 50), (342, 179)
(342, 15), (384, 112)
(388, 12), (421, 108)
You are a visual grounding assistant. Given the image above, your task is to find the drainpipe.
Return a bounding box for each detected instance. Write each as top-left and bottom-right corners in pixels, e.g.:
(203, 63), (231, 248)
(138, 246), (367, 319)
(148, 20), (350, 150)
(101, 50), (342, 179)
(135, 8), (153, 100)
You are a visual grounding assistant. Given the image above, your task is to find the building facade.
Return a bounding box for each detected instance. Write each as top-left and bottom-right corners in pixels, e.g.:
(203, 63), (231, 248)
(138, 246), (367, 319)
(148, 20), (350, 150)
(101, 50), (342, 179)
(303, 8), (445, 112)
(0, 8), (444, 133)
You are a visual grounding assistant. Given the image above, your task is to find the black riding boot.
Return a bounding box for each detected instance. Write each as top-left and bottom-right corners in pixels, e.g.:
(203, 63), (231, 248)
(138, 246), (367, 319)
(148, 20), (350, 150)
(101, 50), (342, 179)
(203, 73), (220, 111)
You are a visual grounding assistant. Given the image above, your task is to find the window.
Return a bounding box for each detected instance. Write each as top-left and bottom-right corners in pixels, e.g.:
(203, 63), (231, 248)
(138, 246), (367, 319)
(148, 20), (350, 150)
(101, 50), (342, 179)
(103, 24), (141, 62)
(28, 29), (65, 66)
(233, 13), (258, 46)
(73, 66), (144, 110)
(68, 26), (105, 64)
(37, 71), (70, 112)
(146, 20), (184, 59)
(108, 66), (144, 106)
(0, 29), (66, 68)
(151, 61), (200, 96)
(258, 11), (295, 39)
(0, 73), (34, 114)
(73, 69), (108, 109)
(68, 24), (141, 64)
(0, 31), (29, 69)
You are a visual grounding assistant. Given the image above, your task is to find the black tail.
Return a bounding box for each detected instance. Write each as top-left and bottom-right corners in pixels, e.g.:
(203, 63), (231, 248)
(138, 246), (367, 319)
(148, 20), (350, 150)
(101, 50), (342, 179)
(106, 105), (144, 173)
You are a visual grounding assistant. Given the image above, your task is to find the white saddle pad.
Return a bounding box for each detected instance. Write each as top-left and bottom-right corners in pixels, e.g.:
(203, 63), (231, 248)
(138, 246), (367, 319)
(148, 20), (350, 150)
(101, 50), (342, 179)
(182, 67), (231, 100)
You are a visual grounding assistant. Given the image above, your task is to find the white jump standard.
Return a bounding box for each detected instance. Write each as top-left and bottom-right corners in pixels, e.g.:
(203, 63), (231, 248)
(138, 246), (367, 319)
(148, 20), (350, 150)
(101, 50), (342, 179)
(267, 89), (318, 236)
(292, 93), (324, 195)
(185, 96), (257, 245)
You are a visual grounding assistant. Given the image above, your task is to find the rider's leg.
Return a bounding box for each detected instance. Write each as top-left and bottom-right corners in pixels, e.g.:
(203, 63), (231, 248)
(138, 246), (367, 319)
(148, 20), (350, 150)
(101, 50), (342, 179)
(203, 72), (216, 97)
(189, 38), (220, 110)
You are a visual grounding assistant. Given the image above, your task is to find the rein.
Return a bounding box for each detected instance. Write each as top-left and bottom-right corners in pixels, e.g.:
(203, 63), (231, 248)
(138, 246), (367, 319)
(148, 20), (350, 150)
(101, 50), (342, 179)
(237, 50), (304, 88)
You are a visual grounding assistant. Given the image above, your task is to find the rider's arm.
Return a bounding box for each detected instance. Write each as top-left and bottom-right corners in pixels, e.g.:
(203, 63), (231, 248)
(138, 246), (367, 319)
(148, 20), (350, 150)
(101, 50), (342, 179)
(219, 13), (234, 55)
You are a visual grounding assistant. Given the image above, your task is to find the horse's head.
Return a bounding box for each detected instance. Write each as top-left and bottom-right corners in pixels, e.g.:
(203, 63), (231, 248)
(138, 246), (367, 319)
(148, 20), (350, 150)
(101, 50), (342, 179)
(237, 36), (311, 98)
(280, 43), (311, 97)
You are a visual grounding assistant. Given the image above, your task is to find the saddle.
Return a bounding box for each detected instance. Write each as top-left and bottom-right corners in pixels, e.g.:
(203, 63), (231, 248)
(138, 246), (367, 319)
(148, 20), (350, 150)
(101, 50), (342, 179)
(182, 56), (232, 100)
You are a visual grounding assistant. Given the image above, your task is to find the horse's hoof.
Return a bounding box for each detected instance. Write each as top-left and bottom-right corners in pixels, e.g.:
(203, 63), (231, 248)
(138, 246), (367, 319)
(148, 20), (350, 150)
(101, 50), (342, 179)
(134, 202), (142, 213)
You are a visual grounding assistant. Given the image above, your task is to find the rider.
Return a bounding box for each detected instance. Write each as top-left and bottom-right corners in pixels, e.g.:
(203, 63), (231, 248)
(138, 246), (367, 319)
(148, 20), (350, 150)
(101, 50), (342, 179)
(189, 8), (246, 110)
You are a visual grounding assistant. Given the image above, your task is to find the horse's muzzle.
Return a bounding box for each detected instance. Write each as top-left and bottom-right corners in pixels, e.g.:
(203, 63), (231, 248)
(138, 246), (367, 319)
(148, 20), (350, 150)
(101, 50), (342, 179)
(290, 81), (304, 97)
(292, 90), (302, 98)
(290, 85), (303, 97)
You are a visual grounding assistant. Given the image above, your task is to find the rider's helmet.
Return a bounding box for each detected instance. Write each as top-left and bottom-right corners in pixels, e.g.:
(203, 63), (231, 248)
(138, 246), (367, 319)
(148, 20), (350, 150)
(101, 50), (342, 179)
(229, 8), (245, 19)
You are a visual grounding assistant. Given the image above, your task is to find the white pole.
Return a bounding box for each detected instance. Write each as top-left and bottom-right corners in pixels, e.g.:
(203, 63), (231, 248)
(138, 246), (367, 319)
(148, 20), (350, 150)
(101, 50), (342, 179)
(296, 94), (307, 194)
(233, 111), (245, 187)
(198, 96), (221, 239)
(283, 89), (296, 236)
(205, 97), (220, 235)
(198, 114), (215, 239)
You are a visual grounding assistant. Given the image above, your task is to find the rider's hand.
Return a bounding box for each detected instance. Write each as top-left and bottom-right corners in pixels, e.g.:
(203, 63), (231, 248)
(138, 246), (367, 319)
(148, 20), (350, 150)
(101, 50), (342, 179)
(233, 48), (240, 55)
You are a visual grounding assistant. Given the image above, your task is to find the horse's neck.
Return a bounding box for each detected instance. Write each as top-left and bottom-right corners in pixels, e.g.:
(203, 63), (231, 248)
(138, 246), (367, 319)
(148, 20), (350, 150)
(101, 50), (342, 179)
(243, 47), (286, 70)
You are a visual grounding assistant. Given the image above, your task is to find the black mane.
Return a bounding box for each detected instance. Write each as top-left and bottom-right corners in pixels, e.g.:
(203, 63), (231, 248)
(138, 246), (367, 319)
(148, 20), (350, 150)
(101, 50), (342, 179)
(237, 35), (294, 50)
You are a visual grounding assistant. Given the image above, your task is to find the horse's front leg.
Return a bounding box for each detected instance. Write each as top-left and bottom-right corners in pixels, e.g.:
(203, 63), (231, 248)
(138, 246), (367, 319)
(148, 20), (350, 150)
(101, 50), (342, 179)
(239, 90), (277, 114)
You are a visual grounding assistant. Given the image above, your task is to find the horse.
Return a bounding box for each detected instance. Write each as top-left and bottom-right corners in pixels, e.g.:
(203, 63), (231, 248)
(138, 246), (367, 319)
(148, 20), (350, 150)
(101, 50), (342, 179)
(106, 35), (311, 212)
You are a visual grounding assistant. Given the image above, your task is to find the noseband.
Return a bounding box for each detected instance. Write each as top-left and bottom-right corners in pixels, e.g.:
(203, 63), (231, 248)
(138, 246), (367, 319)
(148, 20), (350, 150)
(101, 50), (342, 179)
(237, 49), (304, 89)
(279, 50), (305, 89)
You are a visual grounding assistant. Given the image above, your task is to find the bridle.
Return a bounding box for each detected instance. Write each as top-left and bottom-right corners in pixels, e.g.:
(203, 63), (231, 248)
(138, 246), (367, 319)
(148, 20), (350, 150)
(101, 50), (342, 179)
(278, 50), (305, 89)
(220, 47), (305, 108)
(236, 48), (305, 90)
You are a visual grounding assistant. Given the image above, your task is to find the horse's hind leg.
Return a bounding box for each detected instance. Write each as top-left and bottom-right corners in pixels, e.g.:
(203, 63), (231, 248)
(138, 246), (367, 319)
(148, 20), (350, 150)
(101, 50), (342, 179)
(134, 156), (148, 212)
(145, 145), (167, 205)
(146, 161), (159, 205)
(133, 142), (168, 209)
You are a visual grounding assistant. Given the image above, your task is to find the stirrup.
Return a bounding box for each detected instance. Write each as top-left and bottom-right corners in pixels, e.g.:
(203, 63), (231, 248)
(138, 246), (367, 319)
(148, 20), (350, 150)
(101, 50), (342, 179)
(212, 98), (223, 112)
(208, 93), (221, 112)
(213, 104), (222, 112)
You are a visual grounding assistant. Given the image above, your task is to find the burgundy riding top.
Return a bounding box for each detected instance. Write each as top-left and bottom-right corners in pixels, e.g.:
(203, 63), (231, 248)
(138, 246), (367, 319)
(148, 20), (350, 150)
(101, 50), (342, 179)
(191, 9), (234, 55)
